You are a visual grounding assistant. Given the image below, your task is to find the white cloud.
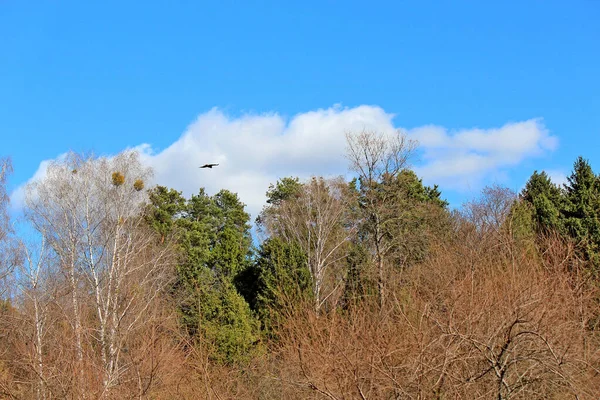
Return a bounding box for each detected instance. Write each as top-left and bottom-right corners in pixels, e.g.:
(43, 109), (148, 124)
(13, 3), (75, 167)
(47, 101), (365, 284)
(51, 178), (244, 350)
(546, 169), (568, 188)
(408, 119), (557, 190)
(10, 106), (558, 220)
(137, 105), (396, 219)
(9, 153), (68, 212)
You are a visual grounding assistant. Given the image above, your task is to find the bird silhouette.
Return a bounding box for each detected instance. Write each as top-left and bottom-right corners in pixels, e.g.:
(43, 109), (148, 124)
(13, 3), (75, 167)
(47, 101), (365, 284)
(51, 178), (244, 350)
(199, 163), (219, 169)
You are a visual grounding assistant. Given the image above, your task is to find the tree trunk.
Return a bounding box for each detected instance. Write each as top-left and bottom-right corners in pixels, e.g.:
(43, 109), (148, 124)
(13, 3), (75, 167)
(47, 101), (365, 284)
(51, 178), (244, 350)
(33, 298), (46, 400)
(374, 215), (385, 309)
(69, 257), (85, 397)
(377, 251), (385, 309)
(314, 266), (322, 314)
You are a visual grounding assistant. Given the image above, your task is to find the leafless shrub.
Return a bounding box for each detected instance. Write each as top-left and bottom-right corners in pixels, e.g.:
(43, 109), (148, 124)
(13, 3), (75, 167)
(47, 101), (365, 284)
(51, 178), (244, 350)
(269, 220), (600, 399)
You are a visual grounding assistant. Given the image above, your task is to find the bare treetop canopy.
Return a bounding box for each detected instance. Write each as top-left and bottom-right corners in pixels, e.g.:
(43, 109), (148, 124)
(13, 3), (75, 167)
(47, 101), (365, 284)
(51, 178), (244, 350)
(345, 129), (418, 186)
(20, 149), (174, 397)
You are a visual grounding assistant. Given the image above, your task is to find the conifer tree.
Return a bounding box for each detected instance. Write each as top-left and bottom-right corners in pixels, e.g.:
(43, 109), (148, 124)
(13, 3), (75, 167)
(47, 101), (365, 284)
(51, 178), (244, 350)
(145, 186), (259, 364)
(520, 170), (563, 232)
(562, 157), (600, 270)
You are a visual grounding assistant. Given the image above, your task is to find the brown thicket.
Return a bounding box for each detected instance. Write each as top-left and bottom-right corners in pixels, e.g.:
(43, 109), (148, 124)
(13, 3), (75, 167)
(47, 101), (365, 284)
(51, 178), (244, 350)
(152, 215), (600, 400)
(1, 237), (597, 400)
(266, 219), (600, 400)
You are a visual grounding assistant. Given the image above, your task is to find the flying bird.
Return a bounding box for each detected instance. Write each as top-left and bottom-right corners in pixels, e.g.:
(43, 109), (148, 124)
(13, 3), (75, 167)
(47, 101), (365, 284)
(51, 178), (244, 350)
(199, 163), (219, 169)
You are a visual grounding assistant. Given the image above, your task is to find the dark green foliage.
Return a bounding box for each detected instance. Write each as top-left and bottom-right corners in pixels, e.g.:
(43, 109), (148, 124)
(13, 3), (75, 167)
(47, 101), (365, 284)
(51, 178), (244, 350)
(340, 241), (373, 309)
(193, 189), (253, 278)
(507, 200), (538, 254)
(145, 185), (259, 364)
(562, 157), (600, 269)
(518, 157), (600, 275)
(395, 170), (449, 209)
(515, 170), (563, 255)
(193, 278), (260, 365)
(171, 188), (253, 282)
(357, 169), (450, 269)
(265, 177), (302, 205)
(144, 186), (187, 241)
(241, 237), (311, 338)
(520, 171), (562, 232)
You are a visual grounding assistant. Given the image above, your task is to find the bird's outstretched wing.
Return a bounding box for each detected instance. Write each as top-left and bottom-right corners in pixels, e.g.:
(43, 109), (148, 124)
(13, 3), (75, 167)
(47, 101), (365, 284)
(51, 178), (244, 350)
(199, 163), (219, 168)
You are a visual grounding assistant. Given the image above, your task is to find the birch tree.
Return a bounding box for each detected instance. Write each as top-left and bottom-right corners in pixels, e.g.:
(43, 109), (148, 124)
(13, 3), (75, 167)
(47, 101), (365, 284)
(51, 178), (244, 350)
(0, 157), (14, 293)
(14, 236), (52, 400)
(25, 150), (174, 396)
(261, 176), (355, 313)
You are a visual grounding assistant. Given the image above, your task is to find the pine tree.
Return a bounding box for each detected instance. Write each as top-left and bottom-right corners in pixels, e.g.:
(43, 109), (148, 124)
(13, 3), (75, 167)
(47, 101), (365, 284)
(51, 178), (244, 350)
(520, 170), (563, 232)
(562, 157), (600, 270)
(145, 186), (260, 364)
(240, 237), (311, 338)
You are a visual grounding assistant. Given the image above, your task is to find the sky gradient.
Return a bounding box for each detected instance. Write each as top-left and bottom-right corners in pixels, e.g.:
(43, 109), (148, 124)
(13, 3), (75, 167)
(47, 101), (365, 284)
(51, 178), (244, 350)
(1, 0), (599, 219)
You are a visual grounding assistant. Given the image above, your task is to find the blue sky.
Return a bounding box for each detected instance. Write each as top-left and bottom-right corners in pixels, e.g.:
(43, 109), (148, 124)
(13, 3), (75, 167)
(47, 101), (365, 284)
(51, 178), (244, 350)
(1, 0), (599, 218)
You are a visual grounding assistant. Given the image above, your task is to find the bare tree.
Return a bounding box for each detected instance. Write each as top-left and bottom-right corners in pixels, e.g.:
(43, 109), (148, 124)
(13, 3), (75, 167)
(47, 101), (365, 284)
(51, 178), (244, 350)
(25, 153), (89, 394)
(15, 236), (52, 400)
(0, 157), (15, 294)
(345, 129), (418, 307)
(0, 157), (11, 236)
(461, 184), (517, 236)
(262, 176), (356, 313)
(24, 150), (175, 397)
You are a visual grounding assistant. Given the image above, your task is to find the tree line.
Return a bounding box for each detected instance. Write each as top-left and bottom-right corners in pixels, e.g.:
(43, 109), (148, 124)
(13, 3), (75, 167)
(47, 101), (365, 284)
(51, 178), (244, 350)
(1, 131), (600, 399)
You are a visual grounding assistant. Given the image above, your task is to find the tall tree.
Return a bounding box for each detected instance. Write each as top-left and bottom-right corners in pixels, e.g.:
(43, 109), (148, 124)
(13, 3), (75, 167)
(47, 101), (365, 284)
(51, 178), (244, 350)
(0, 157), (14, 293)
(247, 237), (311, 336)
(14, 237), (51, 400)
(145, 186), (259, 364)
(259, 176), (356, 313)
(144, 185), (187, 243)
(562, 157), (600, 270)
(345, 129), (420, 306)
(382, 170), (450, 268)
(520, 170), (563, 232)
(25, 151), (175, 397)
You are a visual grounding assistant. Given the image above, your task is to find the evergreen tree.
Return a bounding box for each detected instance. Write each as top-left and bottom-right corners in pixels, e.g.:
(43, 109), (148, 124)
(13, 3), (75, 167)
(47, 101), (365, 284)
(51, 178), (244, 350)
(520, 170), (563, 232)
(339, 241), (373, 309)
(145, 186), (259, 364)
(562, 157), (600, 270)
(240, 237), (311, 338)
(518, 159), (600, 273)
(265, 176), (302, 205)
(395, 170), (449, 209)
(355, 169), (450, 272)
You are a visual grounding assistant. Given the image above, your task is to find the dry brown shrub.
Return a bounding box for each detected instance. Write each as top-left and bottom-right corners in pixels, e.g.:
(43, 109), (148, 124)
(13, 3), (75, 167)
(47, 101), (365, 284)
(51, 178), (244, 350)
(268, 225), (600, 399)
